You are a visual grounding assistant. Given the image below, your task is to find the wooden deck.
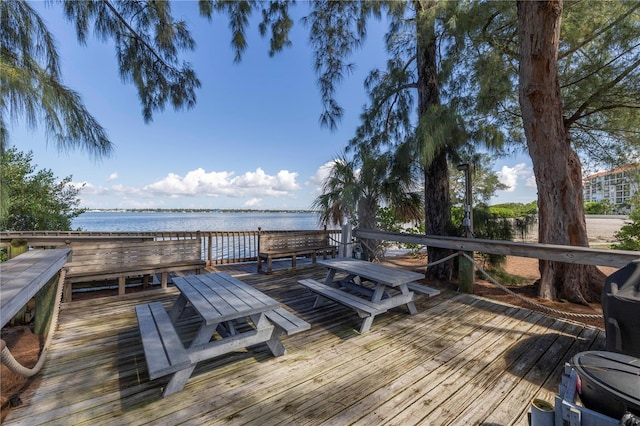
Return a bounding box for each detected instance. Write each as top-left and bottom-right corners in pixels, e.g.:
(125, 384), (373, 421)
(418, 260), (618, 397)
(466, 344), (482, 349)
(4, 261), (605, 425)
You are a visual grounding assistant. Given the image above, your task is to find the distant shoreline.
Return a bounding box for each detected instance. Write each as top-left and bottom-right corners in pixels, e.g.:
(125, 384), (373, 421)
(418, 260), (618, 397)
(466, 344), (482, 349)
(83, 209), (319, 214)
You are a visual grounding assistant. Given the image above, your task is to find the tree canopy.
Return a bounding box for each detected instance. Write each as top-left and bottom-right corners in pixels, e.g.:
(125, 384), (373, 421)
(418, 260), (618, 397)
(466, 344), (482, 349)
(1, 0), (202, 156)
(0, 0), (111, 157)
(0, 147), (84, 231)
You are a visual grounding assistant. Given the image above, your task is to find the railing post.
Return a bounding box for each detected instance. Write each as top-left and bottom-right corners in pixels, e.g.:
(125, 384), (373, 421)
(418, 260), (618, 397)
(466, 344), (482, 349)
(9, 238), (28, 259)
(457, 161), (474, 293)
(257, 227), (262, 261)
(458, 251), (474, 293)
(341, 225), (352, 258)
(207, 233), (213, 266)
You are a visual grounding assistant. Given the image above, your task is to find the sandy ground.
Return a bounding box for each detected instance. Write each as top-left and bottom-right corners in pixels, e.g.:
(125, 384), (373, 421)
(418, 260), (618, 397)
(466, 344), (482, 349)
(519, 214), (628, 244)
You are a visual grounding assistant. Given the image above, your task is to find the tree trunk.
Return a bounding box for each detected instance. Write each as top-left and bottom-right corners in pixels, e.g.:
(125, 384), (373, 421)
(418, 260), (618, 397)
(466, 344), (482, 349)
(517, 0), (604, 304)
(416, 1), (453, 281)
(358, 195), (379, 261)
(423, 152), (453, 280)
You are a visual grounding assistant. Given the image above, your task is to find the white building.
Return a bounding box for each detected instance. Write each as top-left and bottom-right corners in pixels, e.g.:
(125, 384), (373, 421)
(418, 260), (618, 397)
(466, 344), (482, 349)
(583, 165), (639, 208)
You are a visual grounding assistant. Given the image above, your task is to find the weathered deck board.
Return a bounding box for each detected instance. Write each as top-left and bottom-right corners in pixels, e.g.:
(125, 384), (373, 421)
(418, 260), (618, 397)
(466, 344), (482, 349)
(4, 262), (605, 425)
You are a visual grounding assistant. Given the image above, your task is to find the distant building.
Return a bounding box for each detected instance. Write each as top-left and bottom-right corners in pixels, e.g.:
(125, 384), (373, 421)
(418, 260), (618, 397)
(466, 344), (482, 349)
(583, 165), (640, 209)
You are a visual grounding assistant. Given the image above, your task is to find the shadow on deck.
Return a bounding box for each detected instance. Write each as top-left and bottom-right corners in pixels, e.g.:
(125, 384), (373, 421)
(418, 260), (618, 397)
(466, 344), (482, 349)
(3, 260), (605, 425)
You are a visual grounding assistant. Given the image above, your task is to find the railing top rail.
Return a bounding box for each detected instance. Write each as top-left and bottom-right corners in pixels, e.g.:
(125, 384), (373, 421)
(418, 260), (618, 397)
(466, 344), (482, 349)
(354, 229), (640, 269)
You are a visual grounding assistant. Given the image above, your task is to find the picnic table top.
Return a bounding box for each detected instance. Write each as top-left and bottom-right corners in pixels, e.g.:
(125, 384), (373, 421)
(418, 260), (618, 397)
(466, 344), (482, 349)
(317, 258), (424, 287)
(172, 272), (280, 326)
(1, 248), (71, 328)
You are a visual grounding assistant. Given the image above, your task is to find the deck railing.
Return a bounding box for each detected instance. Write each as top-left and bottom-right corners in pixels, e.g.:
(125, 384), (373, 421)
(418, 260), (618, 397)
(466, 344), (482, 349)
(3, 227), (638, 268)
(0, 229), (343, 266)
(353, 228), (639, 268)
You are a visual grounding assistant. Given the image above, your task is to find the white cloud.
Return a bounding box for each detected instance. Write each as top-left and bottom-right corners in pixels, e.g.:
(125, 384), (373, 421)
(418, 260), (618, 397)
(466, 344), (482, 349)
(496, 163), (531, 192)
(143, 167), (299, 198)
(107, 172), (118, 182)
(309, 161), (334, 188)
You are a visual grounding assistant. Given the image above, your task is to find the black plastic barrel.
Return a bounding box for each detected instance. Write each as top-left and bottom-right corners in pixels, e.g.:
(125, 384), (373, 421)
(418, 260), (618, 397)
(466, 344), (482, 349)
(573, 351), (640, 419)
(602, 260), (640, 357)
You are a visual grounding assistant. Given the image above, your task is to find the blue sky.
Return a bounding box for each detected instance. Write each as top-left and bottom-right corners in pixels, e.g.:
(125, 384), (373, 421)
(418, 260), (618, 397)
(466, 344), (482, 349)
(8, 2), (537, 210)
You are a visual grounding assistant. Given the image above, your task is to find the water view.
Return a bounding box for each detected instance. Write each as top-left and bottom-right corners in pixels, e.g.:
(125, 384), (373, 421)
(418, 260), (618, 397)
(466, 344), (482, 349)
(72, 210), (328, 232)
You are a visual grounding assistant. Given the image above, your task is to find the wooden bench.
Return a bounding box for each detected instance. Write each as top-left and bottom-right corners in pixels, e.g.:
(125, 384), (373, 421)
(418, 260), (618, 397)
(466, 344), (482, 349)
(298, 278), (387, 318)
(64, 239), (206, 301)
(257, 230), (337, 274)
(263, 307), (311, 356)
(407, 282), (441, 297)
(135, 302), (190, 380)
(265, 307), (310, 336)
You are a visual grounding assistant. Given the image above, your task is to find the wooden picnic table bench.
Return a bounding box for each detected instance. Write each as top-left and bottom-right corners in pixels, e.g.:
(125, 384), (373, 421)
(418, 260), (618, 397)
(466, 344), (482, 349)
(135, 272), (309, 396)
(299, 258), (440, 333)
(64, 239), (205, 301)
(257, 230), (337, 274)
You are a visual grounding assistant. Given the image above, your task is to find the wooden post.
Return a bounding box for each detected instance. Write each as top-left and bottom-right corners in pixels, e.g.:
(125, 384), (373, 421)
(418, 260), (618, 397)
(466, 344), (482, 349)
(9, 238), (28, 259)
(341, 225), (352, 258)
(457, 162), (474, 293)
(34, 274), (59, 336)
(257, 227), (262, 261)
(458, 251), (474, 293)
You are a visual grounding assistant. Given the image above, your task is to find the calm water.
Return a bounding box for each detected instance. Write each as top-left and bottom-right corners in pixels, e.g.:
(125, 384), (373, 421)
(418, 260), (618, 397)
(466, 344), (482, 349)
(72, 211), (326, 232)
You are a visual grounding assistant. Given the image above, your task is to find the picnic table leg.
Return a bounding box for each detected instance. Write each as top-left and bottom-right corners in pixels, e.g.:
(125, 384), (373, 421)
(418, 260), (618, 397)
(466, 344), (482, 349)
(314, 269), (339, 307)
(354, 283), (389, 333)
(163, 366), (196, 396)
(323, 269), (337, 286)
(398, 283), (418, 315)
(168, 294), (188, 322)
(190, 323), (218, 347)
(216, 321), (237, 338)
(359, 316), (374, 334)
(253, 314), (286, 357)
(163, 321), (219, 395)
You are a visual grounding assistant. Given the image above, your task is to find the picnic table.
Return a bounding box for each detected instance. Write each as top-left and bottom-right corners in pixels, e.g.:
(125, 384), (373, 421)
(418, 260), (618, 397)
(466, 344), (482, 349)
(298, 258), (440, 333)
(135, 272), (309, 396)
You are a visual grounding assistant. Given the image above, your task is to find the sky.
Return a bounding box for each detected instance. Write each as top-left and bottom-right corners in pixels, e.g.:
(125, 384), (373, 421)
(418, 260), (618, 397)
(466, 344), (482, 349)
(8, 2), (537, 210)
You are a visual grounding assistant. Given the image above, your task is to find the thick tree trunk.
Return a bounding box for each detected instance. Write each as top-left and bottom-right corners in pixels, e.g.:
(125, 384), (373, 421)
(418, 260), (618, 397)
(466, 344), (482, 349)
(517, 0), (604, 304)
(416, 1), (453, 281)
(423, 151), (453, 281)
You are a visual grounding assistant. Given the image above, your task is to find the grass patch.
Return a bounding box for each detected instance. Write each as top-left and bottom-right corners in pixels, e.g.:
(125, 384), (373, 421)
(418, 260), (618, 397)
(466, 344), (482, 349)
(479, 267), (531, 286)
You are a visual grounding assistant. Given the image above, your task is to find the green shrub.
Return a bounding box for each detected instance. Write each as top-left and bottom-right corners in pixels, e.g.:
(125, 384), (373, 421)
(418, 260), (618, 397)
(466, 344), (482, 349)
(613, 196), (640, 250)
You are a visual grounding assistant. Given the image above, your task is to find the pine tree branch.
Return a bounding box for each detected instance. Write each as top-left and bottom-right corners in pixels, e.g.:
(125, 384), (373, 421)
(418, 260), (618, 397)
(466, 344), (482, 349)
(565, 56), (640, 127)
(561, 40), (640, 89)
(102, 0), (170, 69)
(559, 2), (640, 60)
